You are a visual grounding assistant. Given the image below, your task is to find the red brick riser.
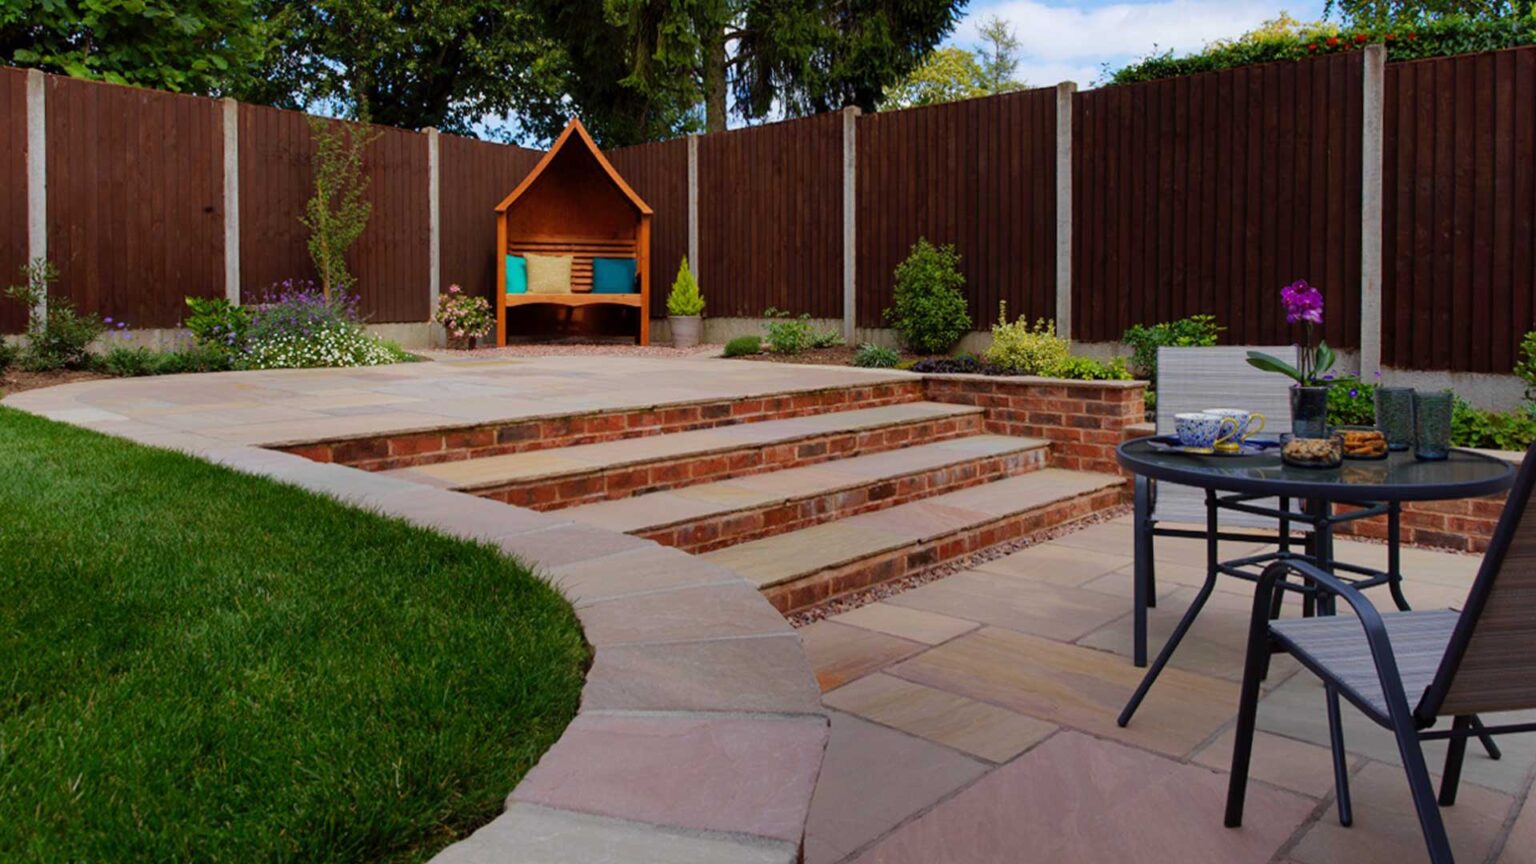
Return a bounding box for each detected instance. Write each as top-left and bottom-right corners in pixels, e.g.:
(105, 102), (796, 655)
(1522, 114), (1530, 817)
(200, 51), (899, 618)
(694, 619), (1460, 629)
(278, 381), (926, 471)
(1334, 493), (1507, 554)
(763, 486), (1126, 615)
(641, 448), (1051, 554)
(479, 414), (985, 510)
(921, 377), (1147, 476)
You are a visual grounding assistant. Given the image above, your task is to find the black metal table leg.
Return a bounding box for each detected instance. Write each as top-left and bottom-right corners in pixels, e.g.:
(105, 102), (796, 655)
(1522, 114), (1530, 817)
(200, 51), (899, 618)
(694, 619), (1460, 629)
(1133, 474), (1152, 668)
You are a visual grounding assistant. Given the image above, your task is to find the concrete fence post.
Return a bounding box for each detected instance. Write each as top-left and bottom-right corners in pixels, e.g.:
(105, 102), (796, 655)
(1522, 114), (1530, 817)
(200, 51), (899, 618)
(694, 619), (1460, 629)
(1055, 82), (1076, 341)
(686, 134), (700, 274)
(425, 127), (441, 341)
(842, 106), (860, 344)
(221, 98), (241, 305)
(1360, 45), (1386, 378)
(25, 69), (46, 322)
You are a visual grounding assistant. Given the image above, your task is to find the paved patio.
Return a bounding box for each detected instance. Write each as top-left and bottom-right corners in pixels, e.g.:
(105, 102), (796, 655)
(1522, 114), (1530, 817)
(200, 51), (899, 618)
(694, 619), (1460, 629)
(802, 517), (1536, 864)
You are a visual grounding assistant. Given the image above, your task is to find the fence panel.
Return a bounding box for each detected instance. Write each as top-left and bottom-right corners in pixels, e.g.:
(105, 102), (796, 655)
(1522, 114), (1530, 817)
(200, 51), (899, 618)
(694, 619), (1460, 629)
(697, 113), (844, 319)
(0, 68), (28, 332)
(856, 88), (1058, 331)
(239, 104), (429, 322)
(437, 134), (541, 304)
(1073, 52), (1363, 348)
(45, 75), (225, 329)
(1384, 46), (1536, 373)
(608, 138), (690, 319)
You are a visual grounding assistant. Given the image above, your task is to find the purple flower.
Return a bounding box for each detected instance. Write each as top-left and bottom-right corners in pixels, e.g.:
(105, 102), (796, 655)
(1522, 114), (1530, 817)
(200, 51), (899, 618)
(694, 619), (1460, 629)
(104, 317), (114, 324)
(1280, 279), (1324, 326)
(1349, 387), (1359, 398)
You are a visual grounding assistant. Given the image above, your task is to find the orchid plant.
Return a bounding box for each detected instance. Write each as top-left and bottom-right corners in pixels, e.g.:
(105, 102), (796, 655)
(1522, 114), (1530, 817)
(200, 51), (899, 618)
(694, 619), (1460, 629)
(1246, 279), (1350, 388)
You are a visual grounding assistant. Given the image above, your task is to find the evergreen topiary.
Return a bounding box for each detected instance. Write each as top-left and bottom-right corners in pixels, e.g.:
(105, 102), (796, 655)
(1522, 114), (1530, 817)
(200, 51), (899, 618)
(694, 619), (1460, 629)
(667, 256), (705, 317)
(884, 238), (972, 355)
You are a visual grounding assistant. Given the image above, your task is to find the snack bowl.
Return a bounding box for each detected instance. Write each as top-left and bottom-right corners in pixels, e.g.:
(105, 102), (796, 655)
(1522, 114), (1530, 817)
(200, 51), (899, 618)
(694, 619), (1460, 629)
(1280, 433), (1343, 469)
(1336, 425), (1389, 461)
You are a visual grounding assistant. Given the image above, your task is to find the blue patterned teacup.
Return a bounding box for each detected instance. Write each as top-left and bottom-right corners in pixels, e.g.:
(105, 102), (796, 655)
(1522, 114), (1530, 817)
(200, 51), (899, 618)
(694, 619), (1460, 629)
(1174, 412), (1240, 451)
(1202, 408), (1267, 450)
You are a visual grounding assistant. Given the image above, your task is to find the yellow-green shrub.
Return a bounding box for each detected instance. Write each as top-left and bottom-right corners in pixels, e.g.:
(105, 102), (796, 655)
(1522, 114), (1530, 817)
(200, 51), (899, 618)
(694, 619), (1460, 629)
(984, 302), (1068, 375)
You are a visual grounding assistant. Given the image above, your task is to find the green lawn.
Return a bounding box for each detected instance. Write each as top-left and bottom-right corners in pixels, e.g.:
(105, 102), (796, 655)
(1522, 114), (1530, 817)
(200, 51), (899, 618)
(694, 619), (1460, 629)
(0, 407), (588, 862)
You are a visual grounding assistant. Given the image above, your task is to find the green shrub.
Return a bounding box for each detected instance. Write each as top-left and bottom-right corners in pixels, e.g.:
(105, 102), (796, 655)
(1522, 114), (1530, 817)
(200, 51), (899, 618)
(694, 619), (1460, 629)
(764, 307), (814, 355)
(5, 259), (104, 372)
(884, 238), (972, 355)
(1452, 398), (1536, 451)
(666, 256), (705, 317)
(985, 302), (1069, 375)
(1122, 315), (1224, 380)
(0, 338), (15, 371)
(1327, 380), (1377, 426)
(184, 296), (252, 363)
(810, 327), (843, 349)
(1049, 355), (1133, 381)
(723, 335), (762, 357)
(853, 343), (901, 368)
(1515, 330), (1536, 402)
(98, 345), (231, 377)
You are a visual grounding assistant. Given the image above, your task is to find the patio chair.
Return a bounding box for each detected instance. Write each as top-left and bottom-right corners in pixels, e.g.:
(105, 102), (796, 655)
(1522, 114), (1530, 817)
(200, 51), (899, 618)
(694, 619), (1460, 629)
(1225, 442), (1536, 863)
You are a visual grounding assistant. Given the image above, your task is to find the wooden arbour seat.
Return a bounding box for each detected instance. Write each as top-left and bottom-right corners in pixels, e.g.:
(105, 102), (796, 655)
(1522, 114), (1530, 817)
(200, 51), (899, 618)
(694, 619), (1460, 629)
(496, 118), (653, 345)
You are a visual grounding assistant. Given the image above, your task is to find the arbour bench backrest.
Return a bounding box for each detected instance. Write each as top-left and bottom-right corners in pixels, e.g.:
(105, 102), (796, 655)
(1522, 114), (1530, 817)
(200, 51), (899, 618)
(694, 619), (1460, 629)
(507, 236), (638, 294)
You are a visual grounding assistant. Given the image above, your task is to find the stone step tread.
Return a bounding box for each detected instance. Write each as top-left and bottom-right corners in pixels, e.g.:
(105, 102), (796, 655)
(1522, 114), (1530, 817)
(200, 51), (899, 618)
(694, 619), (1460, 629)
(383, 401), (982, 491)
(701, 469), (1125, 589)
(563, 434), (1050, 534)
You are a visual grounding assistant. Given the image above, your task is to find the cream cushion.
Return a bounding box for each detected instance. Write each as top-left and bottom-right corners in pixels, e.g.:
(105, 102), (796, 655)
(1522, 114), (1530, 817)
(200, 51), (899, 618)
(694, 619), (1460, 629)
(525, 253), (573, 294)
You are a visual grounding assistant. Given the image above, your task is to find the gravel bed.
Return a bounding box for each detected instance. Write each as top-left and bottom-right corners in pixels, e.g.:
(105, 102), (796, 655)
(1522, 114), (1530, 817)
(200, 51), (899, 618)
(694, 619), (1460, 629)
(787, 504), (1132, 627)
(431, 343), (725, 359)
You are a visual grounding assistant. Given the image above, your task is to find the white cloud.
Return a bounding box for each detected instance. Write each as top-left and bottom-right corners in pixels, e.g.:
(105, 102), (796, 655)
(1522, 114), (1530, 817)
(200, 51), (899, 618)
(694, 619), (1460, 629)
(957, 0), (1297, 82)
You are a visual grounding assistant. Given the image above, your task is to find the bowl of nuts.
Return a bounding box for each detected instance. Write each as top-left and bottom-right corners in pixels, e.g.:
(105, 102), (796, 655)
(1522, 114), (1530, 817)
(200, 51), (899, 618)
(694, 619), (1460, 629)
(1281, 433), (1343, 469)
(1337, 425), (1390, 460)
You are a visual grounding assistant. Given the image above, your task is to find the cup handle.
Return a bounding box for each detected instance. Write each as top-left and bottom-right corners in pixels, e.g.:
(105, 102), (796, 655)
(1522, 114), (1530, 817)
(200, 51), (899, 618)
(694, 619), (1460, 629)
(1214, 417), (1239, 446)
(1244, 413), (1266, 441)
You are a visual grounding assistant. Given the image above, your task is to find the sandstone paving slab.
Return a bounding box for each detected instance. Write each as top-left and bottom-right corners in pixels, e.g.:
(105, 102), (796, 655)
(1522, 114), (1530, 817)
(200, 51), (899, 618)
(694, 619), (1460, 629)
(1502, 787), (1536, 864)
(582, 634), (822, 715)
(721, 465), (865, 496)
(930, 468), (1123, 518)
(492, 523), (656, 570)
(829, 603), (979, 646)
(970, 542), (1133, 587)
(1081, 560), (1256, 600)
(1256, 674), (1536, 796)
(800, 621), (928, 692)
(1192, 728), (1356, 800)
(803, 712), (988, 864)
(822, 673), (1056, 763)
(389, 450), (600, 488)
(431, 804), (798, 864)
(1289, 761), (1516, 864)
(513, 714), (829, 845)
(890, 627), (1238, 757)
(1024, 518), (1136, 557)
(542, 546), (741, 606)
(1076, 584), (1302, 683)
(564, 490), (754, 534)
(852, 500), (996, 542)
(810, 434), (1043, 479)
(369, 488), (567, 543)
(886, 568), (1130, 643)
(575, 583), (792, 646)
(701, 522), (911, 589)
(848, 730), (1315, 864)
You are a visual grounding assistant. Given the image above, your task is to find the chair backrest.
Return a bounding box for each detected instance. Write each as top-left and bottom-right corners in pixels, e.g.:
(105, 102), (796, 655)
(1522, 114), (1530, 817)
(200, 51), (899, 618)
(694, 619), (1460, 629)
(1420, 443), (1536, 720)
(1155, 345), (1299, 438)
(1151, 346), (1299, 527)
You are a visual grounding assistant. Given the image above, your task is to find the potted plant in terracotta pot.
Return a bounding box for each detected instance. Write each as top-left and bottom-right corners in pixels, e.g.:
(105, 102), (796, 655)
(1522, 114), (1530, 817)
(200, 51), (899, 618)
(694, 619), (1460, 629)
(433, 284), (493, 350)
(1246, 279), (1351, 439)
(666, 257), (705, 349)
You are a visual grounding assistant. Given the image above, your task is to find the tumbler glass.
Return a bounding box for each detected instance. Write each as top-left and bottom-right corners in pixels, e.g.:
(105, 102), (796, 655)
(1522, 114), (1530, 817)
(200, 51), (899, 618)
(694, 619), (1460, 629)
(1374, 386), (1415, 451)
(1412, 389), (1453, 461)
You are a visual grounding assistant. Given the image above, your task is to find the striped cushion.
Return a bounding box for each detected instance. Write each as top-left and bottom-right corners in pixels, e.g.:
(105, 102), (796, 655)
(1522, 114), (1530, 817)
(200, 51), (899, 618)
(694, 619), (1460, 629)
(1271, 609), (1459, 723)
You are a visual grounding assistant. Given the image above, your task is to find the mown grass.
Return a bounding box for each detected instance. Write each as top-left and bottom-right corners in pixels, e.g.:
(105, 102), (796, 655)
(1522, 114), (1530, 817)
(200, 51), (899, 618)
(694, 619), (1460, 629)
(0, 407), (587, 862)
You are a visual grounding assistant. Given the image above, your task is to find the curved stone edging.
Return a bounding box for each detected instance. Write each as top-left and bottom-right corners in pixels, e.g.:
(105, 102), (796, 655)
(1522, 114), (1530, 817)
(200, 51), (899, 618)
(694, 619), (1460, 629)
(4, 400), (827, 864)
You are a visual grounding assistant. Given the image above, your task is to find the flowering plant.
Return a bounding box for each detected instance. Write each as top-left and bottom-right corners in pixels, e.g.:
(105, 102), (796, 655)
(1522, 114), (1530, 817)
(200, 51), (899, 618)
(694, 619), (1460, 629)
(1246, 279), (1350, 387)
(432, 284), (493, 346)
(237, 279), (407, 369)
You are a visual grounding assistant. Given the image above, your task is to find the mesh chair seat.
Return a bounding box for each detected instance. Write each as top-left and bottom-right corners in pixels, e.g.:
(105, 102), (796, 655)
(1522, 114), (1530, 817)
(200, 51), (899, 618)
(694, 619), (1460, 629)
(1271, 610), (1460, 722)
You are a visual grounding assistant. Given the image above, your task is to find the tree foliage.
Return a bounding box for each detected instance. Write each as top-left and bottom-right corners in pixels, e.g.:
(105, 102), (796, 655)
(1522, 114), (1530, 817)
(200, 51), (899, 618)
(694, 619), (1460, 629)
(882, 15), (1025, 110)
(1323, 0), (1525, 25)
(0, 0), (269, 94)
(301, 118), (377, 302)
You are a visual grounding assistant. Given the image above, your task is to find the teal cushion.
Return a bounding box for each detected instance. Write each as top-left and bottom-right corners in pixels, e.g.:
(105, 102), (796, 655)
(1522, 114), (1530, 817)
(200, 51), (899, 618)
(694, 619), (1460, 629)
(591, 257), (638, 294)
(506, 255), (527, 294)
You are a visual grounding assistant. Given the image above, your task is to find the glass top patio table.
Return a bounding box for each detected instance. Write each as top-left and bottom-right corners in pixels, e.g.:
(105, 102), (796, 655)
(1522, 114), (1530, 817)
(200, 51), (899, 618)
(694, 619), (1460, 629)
(1116, 438), (1515, 503)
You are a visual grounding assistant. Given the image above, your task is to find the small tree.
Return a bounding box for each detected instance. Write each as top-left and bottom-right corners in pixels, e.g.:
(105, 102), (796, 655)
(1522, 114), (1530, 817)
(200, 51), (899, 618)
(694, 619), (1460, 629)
(667, 257), (705, 316)
(301, 118), (378, 302)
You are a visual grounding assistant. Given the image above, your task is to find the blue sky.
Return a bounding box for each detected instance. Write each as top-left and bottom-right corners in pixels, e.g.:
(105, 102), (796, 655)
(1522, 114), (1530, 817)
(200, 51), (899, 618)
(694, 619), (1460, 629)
(949, 0), (1333, 88)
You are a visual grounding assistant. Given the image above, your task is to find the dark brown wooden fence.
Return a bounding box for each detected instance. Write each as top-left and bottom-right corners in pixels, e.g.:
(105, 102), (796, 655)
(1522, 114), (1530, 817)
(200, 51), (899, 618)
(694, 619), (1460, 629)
(240, 103), (431, 322)
(608, 139), (690, 318)
(46, 73), (226, 329)
(1384, 47), (1536, 374)
(696, 112), (844, 319)
(1073, 51), (1364, 348)
(857, 87), (1058, 330)
(437, 134), (541, 304)
(0, 68), (28, 332)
